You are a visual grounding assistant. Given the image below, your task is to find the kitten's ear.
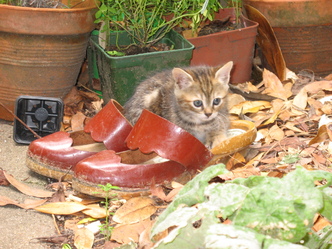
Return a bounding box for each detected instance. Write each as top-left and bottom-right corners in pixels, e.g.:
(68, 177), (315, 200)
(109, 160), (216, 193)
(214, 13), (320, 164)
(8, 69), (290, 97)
(172, 68), (194, 89)
(215, 61), (233, 84)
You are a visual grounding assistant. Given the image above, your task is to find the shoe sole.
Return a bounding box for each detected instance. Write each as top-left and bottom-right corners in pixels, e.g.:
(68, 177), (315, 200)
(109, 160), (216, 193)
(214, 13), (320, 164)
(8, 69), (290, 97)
(72, 178), (150, 199)
(26, 155), (73, 181)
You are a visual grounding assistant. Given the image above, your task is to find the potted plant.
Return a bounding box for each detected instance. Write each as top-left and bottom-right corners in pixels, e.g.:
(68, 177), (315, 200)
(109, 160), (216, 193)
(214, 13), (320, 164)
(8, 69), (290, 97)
(243, 0), (332, 77)
(88, 0), (223, 105)
(0, 0), (97, 121)
(177, 0), (259, 84)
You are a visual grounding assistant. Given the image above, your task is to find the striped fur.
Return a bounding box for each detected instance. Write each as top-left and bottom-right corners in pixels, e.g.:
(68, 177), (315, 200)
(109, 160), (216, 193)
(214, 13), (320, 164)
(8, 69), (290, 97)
(123, 61), (233, 148)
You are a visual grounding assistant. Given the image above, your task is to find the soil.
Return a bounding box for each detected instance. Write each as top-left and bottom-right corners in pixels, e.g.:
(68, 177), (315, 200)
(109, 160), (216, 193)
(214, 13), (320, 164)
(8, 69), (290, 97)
(106, 43), (172, 56)
(197, 17), (243, 36)
(105, 16), (244, 57)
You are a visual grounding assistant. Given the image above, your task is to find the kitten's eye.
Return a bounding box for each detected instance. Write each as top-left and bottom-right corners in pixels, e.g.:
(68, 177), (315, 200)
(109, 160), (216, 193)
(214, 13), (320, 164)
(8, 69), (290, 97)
(193, 100), (203, 107)
(213, 98), (221, 105)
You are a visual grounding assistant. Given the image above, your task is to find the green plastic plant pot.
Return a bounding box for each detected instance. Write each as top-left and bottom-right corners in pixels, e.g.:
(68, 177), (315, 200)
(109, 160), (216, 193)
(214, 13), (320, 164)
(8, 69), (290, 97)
(89, 29), (194, 105)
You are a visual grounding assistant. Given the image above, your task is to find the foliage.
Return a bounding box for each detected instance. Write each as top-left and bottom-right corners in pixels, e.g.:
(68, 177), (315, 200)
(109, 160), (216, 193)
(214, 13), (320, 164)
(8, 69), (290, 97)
(98, 183), (120, 241)
(151, 164), (332, 249)
(94, 0), (221, 49)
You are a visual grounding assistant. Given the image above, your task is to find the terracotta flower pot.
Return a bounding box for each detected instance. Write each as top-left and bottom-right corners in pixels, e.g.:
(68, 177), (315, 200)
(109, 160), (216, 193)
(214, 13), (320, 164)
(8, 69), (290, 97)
(188, 8), (259, 84)
(0, 0), (96, 121)
(243, 0), (332, 76)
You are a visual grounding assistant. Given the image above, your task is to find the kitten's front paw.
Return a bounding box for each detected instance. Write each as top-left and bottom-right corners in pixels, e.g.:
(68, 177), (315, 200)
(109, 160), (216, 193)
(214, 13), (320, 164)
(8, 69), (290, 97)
(209, 134), (228, 149)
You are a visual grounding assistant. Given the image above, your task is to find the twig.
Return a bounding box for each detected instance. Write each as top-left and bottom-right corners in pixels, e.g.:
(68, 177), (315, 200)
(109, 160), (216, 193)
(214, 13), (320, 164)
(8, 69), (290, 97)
(77, 83), (103, 97)
(52, 214), (61, 235)
(0, 101), (41, 139)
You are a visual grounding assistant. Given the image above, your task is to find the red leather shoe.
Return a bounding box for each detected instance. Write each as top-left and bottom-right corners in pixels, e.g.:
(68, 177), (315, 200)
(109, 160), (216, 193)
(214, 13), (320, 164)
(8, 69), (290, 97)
(72, 109), (214, 199)
(26, 100), (132, 181)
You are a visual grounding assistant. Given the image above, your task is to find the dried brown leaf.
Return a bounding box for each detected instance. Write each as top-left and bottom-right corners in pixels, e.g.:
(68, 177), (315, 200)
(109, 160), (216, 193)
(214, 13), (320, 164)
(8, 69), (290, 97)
(261, 69), (292, 100)
(226, 152), (246, 171)
(113, 197), (157, 224)
(227, 93), (246, 110)
(32, 235), (69, 244)
(0, 195), (47, 209)
(74, 227), (94, 249)
(4, 171), (53, 198)
(230, 101), (272, 115)
(111, 219), (153, 244)
(269, 124), (284, 141)
(292, 88), (308, 110)
(0, 170), (10, 186)
(304, 80), (332, 94)
(309, 125), (331, 145)
(313, 215), (332, 232)
(35, 202), (88, 215)
(164, 187), (182, 203)
(244, 4), (286, 81)
(71, 111), (86, 131)
(150, 185), (167, 201)
(82, 204), (107, 219)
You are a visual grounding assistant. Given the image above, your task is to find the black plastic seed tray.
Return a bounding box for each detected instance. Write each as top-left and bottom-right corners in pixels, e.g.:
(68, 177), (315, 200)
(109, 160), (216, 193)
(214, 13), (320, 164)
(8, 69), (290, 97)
(13, 96), (63, 144)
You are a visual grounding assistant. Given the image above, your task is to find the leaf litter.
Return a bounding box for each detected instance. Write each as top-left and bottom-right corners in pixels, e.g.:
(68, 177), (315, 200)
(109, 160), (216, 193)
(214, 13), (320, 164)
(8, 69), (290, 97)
(2, 63), (332, 248)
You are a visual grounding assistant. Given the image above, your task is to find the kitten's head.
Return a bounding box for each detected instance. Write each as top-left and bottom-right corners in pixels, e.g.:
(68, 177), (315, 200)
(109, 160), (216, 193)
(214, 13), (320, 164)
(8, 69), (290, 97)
(172, 61), (233, 123)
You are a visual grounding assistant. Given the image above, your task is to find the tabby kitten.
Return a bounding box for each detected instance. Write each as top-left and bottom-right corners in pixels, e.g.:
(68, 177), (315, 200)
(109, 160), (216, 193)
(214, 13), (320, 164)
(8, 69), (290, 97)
(123, 61), (233, 149)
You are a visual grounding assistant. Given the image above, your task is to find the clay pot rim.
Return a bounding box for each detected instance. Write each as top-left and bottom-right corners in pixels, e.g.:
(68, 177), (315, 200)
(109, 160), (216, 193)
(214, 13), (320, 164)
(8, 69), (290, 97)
(0, 2), (96, 11)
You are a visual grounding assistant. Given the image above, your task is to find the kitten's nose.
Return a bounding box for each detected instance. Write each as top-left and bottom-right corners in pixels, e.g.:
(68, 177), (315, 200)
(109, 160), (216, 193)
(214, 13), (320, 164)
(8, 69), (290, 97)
(205, 113), (212, 118)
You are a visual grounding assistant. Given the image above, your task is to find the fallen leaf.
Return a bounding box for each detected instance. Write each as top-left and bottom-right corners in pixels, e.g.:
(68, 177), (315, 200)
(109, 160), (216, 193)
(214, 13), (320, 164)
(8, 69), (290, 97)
(227, 93), (246, 110)
(104, 241), (122, 249)
(0, 170), (10, 186)
(35, 202), (88, 215)
(309, 125), (332, 145)
(0, 195), (47, 209)
(304, 80), (332, 94)
(313, 215), (331, 232)
(268, 124), (284, 141)
(164, 187), (182, 203)
(292, 88), (308, 109)
(71, 111), (87, 131)
(230, 101), (271, 115)
(232, 166), (261, 179)
(32, 235), (69, 245)
(138, 220), (156, 249)
(244, 4), (286, 81)
(320, 101), (332, 115)
(4, 171), (53, 198)
(261, 69), (293, 100)
(111, 219), (153, 244)
(65, 219), (80, 231)
(82, 204), (107, 219)
(113, 197), (157, 224)
(74, 227), (94, 249)
(226, 152), (246, 171)
(150, 185), (167, 201)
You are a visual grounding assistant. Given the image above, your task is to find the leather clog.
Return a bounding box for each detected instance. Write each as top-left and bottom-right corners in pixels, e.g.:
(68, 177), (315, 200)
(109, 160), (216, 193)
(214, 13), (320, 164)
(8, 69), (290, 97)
(208, 119), (257, 165)
(72, 109), (214, 199)
(26, 100), (132, 181)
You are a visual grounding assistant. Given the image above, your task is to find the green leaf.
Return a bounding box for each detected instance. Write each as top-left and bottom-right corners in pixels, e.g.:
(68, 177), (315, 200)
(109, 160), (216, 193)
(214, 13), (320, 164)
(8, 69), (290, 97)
(232, 167), (325, 242)
(151, 207), (198, 238)
(321, 188), (332, 221)
(203, 182), (250, 218)
(279, 154), (300, 164)
(151, 164), (229, 238)
(153, 209), (219, 249)
(205, 224), (263, 249)
(106, 50), (126, 56)
(303, 226), (332, 249)
(263, 237), (309, 249)
(99, 3), (107, 11)
(232, 186), (309, 243)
